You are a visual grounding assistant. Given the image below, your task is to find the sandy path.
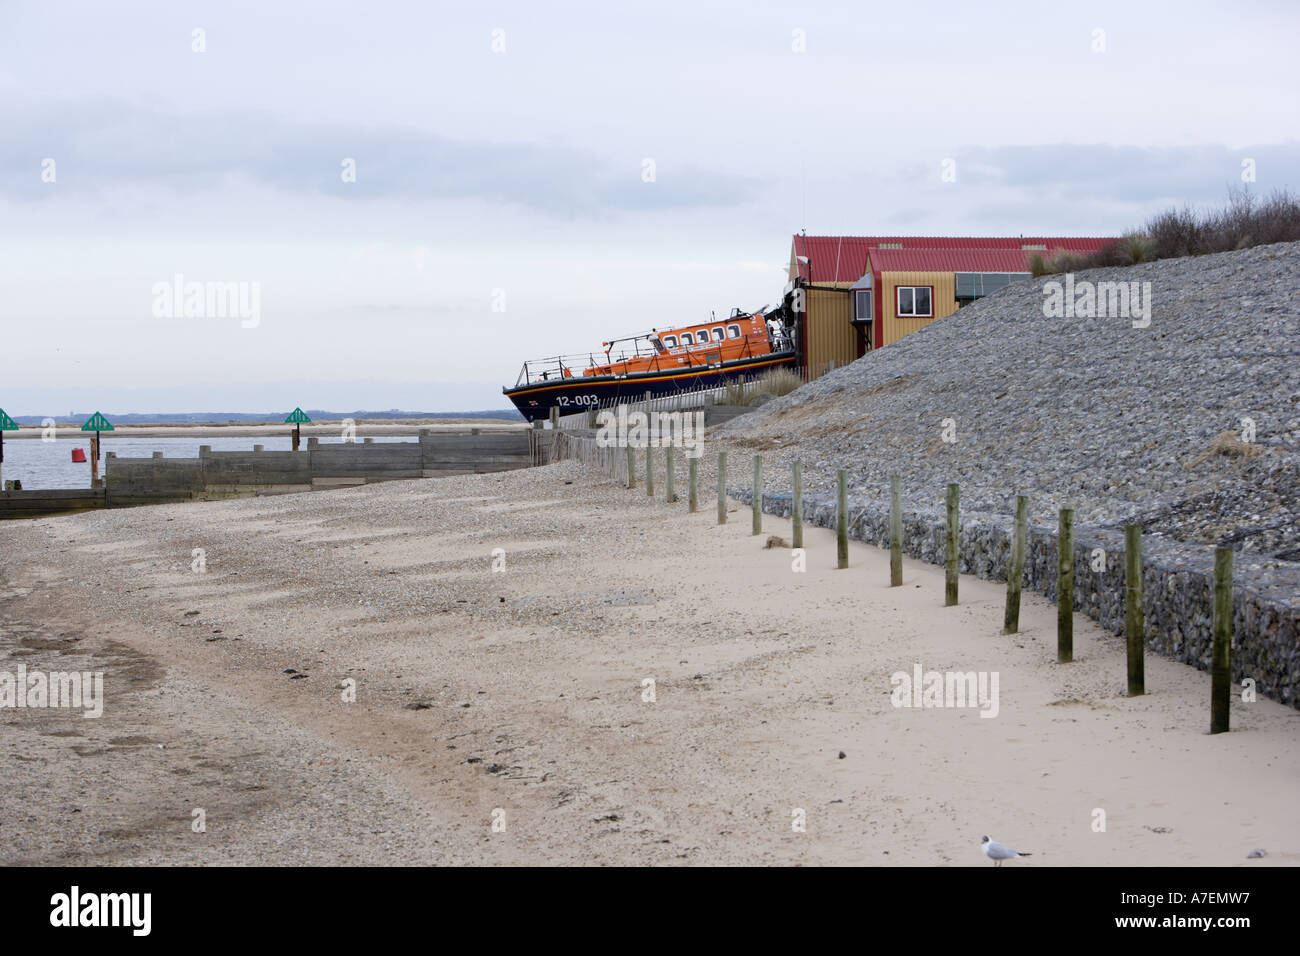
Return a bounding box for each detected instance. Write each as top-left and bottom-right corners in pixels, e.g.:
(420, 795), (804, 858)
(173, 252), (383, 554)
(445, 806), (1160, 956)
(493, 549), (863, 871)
(1, 461), (1296, 865)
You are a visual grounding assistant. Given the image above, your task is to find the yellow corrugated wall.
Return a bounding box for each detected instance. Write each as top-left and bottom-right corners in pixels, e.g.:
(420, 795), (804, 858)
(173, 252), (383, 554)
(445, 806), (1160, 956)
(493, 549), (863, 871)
(805, 286), (856, 376)
(881, 271), (957, 346)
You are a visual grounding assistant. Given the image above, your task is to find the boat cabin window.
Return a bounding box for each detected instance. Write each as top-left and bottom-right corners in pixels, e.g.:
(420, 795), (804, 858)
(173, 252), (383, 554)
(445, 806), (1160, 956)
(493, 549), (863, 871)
(662, 335), (678, 348)
(711, 327), (724, 342)
(727, 324), (741, 339)
(680, 332), (695, 345)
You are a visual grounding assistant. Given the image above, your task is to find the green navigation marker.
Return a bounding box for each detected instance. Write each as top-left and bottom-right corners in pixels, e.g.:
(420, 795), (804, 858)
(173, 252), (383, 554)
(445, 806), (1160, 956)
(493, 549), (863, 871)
(285, 407), (310, 451)
(79, 412), (113, 488)
(80, 411), (115, 432)
(0, 408), (17, 486)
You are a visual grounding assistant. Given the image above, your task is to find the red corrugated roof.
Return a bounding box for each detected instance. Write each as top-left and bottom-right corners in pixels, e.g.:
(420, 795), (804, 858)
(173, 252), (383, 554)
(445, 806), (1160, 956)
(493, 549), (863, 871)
(865, 247), (1049, 273)
(791, 234), (1115, 283)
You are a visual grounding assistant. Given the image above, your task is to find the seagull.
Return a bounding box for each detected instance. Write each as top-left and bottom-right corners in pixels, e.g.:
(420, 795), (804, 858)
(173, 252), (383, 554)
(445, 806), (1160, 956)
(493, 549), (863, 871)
(981, 835), (1031, 867)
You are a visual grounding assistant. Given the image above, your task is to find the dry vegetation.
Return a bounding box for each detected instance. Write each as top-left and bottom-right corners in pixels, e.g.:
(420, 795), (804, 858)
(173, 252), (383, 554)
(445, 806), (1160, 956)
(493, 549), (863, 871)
(1187, 430), (1266, 467)
(1032, 187), (1300, 275)
(722, 367), (804, 406)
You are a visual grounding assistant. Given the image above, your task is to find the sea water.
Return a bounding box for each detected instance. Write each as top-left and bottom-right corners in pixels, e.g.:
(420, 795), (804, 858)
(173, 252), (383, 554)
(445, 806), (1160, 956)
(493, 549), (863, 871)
(1, 436), (411, 490)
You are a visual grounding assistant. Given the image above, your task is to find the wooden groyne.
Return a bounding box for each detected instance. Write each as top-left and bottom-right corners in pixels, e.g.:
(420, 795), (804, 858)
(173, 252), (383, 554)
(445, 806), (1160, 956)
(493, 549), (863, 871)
(0, 488), (107, 518)
(0, 429), (535, 518)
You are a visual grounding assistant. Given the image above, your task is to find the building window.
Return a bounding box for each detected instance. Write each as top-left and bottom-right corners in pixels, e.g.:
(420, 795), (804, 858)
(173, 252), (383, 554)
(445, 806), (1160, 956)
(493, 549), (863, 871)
(712, 327), (724, 342)
(897, 286), (932, 317)
(726, 324), (741, 339)
(662, 335), (677, 348)
(855, 290), (873, 321)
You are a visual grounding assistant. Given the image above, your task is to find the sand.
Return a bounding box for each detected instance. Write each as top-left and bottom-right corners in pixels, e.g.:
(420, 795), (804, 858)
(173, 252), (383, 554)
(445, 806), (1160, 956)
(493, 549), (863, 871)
(0, 459), (1296, 866)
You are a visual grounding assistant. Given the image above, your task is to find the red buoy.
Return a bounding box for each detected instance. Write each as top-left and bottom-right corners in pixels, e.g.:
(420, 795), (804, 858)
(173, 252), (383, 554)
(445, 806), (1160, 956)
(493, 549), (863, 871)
(71, 447), (87, 463)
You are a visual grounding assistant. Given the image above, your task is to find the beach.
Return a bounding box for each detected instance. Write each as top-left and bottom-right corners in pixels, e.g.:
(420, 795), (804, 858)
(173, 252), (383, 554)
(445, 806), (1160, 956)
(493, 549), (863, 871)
(1, 459), (1296, 866)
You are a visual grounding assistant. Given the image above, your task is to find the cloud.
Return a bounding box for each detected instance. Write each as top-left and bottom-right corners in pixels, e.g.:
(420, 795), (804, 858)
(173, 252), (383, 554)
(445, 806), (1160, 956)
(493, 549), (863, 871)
(0, 95), (756, 215)
(940, 143), (1300, 204)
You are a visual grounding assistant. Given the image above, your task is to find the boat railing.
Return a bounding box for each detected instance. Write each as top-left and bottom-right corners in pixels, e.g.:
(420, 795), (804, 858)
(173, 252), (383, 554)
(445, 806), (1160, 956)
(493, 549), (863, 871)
(515, 340), (716, 386)
(514, 328), (782, 388)
(514, 353), (606, 387)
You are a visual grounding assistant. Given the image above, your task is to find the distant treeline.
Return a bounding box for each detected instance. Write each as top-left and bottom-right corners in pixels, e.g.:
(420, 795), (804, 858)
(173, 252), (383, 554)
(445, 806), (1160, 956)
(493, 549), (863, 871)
(12, 409), (525, 425)
(1033, 186), (1300, 275)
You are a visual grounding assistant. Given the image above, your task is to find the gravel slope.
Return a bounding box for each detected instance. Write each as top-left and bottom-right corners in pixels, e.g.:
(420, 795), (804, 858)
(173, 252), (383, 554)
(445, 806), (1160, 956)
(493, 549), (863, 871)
(720, 241), (1299, 558)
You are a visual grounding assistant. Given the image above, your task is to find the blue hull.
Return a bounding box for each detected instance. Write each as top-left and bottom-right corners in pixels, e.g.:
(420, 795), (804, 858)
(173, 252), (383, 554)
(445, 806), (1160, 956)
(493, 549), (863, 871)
(504, 351), (798, 422)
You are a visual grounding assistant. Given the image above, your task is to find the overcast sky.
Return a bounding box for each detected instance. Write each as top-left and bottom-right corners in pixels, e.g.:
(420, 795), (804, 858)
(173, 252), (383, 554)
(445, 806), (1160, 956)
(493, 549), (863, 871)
(1, 0), (1296, 415)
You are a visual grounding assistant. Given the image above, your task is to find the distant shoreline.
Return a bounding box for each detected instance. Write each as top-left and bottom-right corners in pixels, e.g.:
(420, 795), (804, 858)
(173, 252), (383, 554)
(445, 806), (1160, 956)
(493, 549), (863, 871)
(4, 420), (527, 439)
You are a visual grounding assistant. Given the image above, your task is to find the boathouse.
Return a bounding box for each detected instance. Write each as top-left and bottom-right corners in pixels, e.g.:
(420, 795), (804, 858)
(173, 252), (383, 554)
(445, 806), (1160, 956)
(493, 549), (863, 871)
(787, 234), (1115, 376)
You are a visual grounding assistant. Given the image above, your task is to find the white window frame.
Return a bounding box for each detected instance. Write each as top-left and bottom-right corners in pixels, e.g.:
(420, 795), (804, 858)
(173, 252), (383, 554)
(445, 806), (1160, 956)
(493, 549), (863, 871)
(726, 324), (741, 339)
(662, 335), (678, 348)
(896, 286), (932, 318)
(855, 290), (873, 321)
(680, 332), (694, 345)
(712, 327), (725, 342)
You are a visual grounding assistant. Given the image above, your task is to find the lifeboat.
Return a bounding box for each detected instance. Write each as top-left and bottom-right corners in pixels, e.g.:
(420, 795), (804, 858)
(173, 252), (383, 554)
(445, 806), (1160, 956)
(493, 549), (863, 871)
(503, 306), (798, 421)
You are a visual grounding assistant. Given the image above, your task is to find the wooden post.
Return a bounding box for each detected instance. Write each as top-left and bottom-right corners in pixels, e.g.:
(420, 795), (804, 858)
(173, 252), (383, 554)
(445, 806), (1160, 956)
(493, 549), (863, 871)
(688, 456), (698, 512)
(292, 422), (300, 452)
(717, 451), (727, 525)
(1125, 524), (1144, 696)
(751, 455), (762, 535)
(89, 432), (100, 487)
(549, 406), (561, 464)
(665, 445), (676, 502)
(791, 461), (803, 549)
(1057, 509), (1074, 662)
(945, 483), (959, 606)
(1003, 495), (1028, 634)
(889, 474), (902, 587)
(836, 468), (848, 569)
(645, 442), (653, 497)
(626, 444), (635, 490)
(1211, 547), (1233, 734)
